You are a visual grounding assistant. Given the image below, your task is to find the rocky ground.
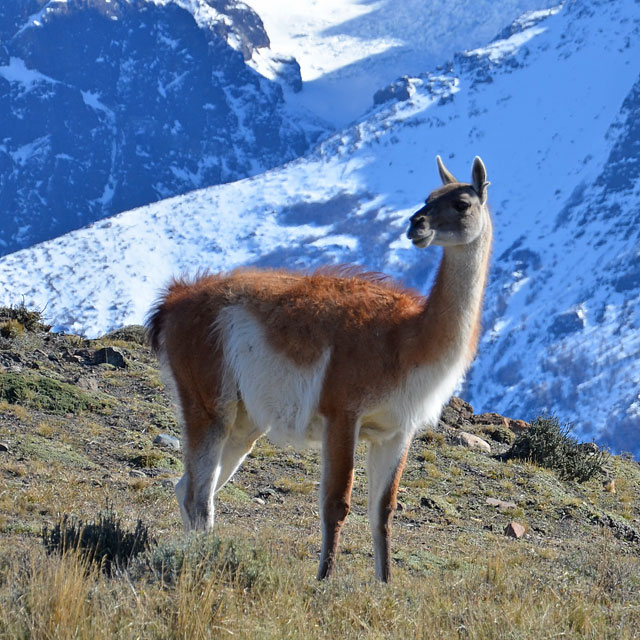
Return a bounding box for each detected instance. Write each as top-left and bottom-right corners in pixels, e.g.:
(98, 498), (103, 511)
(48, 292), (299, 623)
(1, 306), (639, 638)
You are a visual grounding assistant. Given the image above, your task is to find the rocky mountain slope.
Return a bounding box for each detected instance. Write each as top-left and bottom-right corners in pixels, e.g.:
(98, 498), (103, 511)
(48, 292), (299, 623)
(0, 311), (639, 637)
(0, 0), (321, 256)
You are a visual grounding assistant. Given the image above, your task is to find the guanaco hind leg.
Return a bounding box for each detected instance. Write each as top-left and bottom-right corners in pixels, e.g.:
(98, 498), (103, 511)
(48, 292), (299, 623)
(214, 405), (262, 495)
(177, 425), (229, 531)
(367, 432), (412, 582)
(176, 400), (262, 530)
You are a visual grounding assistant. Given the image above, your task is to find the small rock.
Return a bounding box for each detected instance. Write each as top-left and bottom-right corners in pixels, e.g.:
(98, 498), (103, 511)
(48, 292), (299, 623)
(486, 497), (517, 510)
(0, 442), (9, 452)
(253, 497), (266, 506)
(129, 469), (146, 478)
(159, 478), (176, 489)
(457, 431), (491, 452)
(93, 346), (127, 368)
(153, 434), (181, 450)
(396, 500), (405, 512)
(504, 521), (526, 539)
(76, 376), (99, 392)
(62, 350), (82, 363)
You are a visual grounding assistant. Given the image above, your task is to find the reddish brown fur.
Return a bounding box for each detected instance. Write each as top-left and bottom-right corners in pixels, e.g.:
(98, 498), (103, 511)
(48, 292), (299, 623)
(147, 256), (488, 451)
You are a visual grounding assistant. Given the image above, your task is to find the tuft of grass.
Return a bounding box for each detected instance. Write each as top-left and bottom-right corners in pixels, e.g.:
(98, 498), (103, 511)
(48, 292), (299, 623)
(35, 420), (55, 438)
(0, 319), (24, 338)
(41, 507), (153, 576)
(128, 449), (175, 469)
(504, 416), (608, 482)
(275, 476), (316, 495)
(4, 462), (27, 477)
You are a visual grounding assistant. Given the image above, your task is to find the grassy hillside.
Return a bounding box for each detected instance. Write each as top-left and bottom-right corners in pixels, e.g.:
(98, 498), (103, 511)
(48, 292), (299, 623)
(0, 308), (639, 639)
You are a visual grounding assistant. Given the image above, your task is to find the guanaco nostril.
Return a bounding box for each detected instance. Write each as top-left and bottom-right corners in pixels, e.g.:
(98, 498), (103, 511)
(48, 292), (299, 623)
(407, 218), (426, 239)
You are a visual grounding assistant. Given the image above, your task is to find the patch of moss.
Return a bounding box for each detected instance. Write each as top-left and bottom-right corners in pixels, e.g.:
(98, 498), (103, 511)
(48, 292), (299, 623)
(20, 434), (95, 468)
(101, 325), (147, 345)
(149, 405), (179, 432)
(0, 372), (112, 415)
(219, 484), (251, 503)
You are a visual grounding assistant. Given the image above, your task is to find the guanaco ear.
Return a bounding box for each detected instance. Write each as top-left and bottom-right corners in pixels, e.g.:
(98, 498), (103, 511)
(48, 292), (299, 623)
(436, 155), (457, 185)
(471, 156), (490, 204)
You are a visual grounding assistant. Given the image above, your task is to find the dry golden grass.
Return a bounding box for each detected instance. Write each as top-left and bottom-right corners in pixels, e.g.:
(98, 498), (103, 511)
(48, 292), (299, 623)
(1, 527), (639, 640)
(1, 320), (640, 639)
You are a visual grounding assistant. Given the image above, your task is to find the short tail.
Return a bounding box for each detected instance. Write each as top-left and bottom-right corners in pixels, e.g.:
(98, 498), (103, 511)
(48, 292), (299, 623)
(145, 298), (166, 353)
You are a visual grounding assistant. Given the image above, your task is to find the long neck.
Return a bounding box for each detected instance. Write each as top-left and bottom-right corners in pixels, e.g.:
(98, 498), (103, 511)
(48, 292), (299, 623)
(402, 215), (493, 370)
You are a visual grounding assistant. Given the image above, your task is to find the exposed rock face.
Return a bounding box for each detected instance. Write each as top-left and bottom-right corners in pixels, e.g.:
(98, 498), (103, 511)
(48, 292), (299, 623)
(439, 397), (528, 447)
(0, 0), (315, 256)
(373, 76), (413, 105)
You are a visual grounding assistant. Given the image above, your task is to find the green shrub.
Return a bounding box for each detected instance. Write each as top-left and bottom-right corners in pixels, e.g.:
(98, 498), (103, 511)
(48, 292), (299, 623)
(41, 507), (153, 576)
(139, 535), (272, 591)
(0, 372), (111, 414)
(504, 416), (608, 482)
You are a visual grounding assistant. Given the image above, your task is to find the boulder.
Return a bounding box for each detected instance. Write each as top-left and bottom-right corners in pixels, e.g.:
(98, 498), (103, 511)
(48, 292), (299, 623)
(457, 431), (491, 453)
(93, 346), (127, 368)
(486, 497), (517, 510)
(153, 434), (181, 451)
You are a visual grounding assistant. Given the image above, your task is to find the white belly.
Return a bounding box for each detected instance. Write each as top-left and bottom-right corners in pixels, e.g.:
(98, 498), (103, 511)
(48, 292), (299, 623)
(218, 306), (330, 447)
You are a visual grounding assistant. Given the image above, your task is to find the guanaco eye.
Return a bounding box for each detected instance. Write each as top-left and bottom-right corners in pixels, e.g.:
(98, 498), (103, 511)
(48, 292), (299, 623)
(454, 200), (471, 212)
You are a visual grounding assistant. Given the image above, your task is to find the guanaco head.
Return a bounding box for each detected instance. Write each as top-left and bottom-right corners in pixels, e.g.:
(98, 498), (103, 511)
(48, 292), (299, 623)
(407, 156), (490, 248)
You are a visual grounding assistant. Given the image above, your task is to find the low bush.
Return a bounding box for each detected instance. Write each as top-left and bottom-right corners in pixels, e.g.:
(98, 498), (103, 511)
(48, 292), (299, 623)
(41, 507), (153, 576)
(0, 303), (50, 332)
(504, 415), (608, 482)
(139, 535), (273, 591)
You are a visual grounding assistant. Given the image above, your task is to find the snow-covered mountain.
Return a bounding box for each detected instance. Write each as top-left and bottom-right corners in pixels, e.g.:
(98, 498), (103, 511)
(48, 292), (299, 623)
(2, 0), (640, 455)
(0, 0), (321, 256)
(244, 0), (559, 127)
